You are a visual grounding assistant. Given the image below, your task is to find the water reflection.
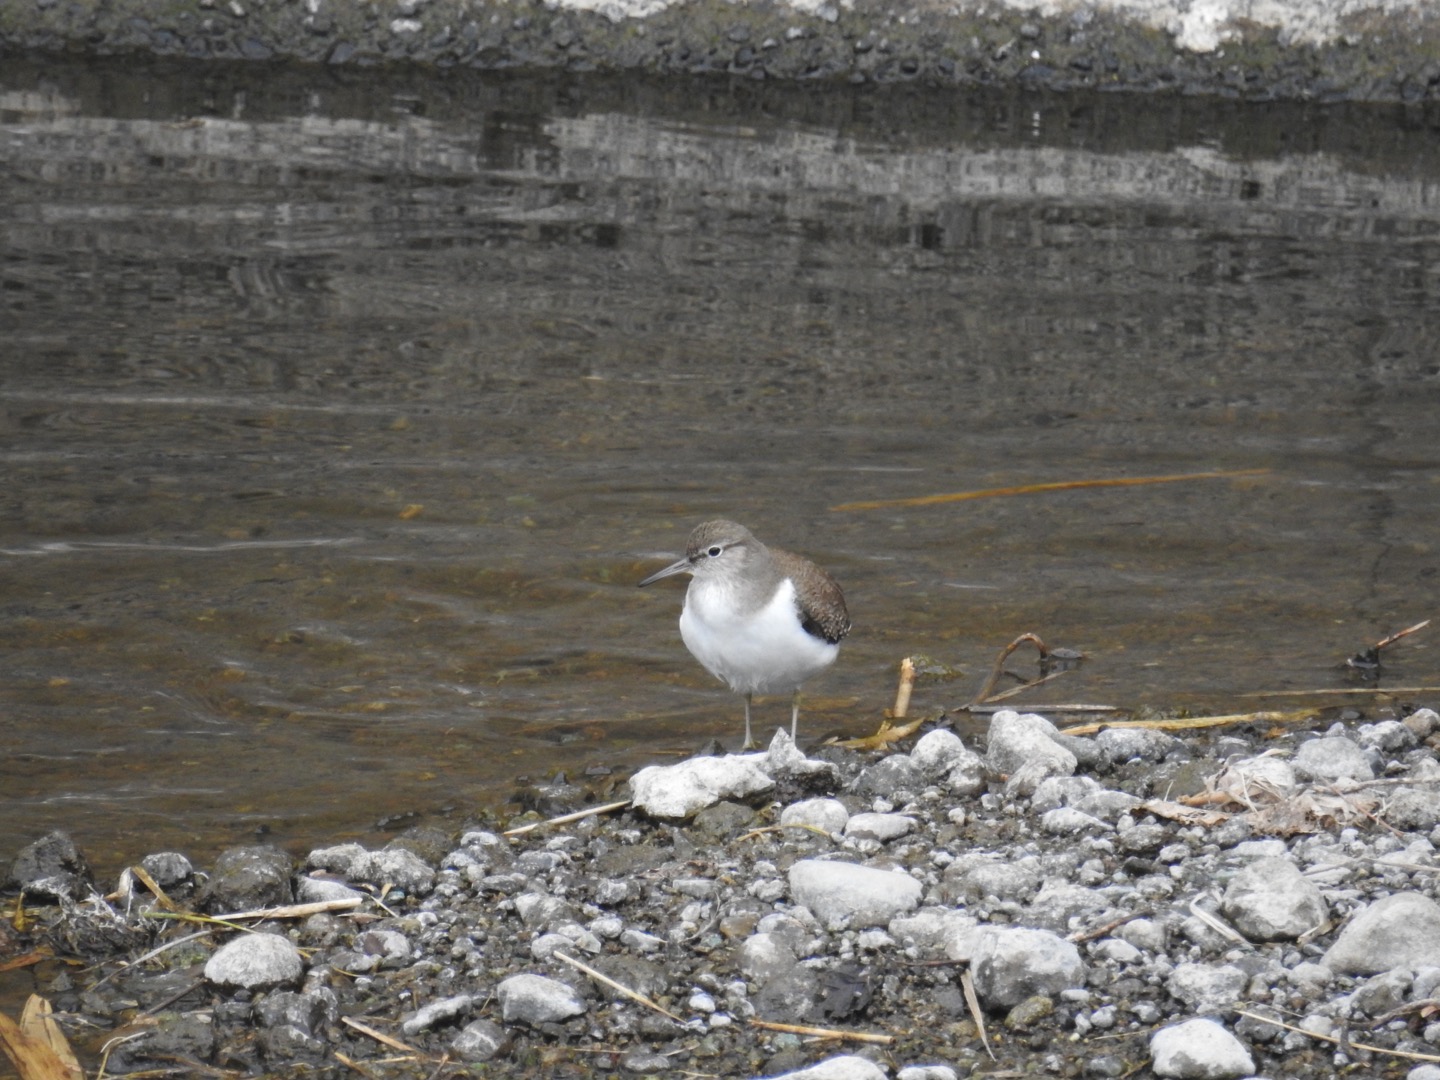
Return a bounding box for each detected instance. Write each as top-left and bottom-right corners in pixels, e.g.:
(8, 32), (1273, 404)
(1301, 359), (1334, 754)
(2, 58), (1438, 875)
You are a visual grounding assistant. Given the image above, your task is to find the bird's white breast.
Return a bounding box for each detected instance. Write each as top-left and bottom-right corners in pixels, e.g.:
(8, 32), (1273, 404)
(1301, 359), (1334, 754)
(678, 575), (839, 695)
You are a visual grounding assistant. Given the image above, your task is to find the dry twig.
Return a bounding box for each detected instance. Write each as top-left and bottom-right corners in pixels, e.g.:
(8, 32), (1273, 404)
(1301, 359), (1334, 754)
(340, 1017), (419, 1055)
(960, 969), (995, 1061)
(748, 1018), (893, 1045)
(504, 799), (632, 837)
(1236, 1009), (1440, 1063)
(553, 951), (681, 1022)
(968, 633), (1050, 707)
(892, 657), (915, 720)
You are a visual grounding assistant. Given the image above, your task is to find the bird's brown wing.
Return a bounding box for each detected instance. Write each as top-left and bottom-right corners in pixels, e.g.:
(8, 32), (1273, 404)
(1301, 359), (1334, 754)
(771, 548), (851, 645)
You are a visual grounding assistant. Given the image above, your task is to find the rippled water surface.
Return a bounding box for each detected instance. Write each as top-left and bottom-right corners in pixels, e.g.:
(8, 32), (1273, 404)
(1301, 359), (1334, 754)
(2, 58), (1439, 876)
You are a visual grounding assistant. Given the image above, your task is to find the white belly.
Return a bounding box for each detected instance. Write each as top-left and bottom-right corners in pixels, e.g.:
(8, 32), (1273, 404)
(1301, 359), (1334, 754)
(678, 577), (839, 695)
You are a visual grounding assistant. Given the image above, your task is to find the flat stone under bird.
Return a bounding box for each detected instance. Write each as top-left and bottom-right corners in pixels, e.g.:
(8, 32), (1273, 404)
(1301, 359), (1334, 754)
(638, 519), (850, 748)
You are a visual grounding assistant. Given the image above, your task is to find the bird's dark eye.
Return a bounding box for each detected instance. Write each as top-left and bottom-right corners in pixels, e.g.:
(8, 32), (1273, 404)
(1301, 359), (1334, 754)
(707, 545), (723, 557)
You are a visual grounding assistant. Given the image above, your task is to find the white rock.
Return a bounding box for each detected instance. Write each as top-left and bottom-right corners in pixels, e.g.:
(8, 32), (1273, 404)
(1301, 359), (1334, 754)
(1095, 725), (1178, 762)
(844, 813), (916, 842)
(1220, 856), (1327, 941)
(897, 1067), (958, 1080)
(943, 751), (988, 796)
(451, 1018), (506, 1062)
(788, 859), (922, 929)
(204, 932), (303, 991)
(629, 754), (774, 818)
(496, 973), (587, 1023)
(403, 994), (473, 1036)
(889, 909), (981, 960)
(739, 932), (798, 982)
(759, 1054), (888, 1080)
(1095, 938), (1142, 964)
(1167, 963), (1247, 1014)
(970, 926), (1085, 1008)
(1150, 1018), (1255, 1079)
(909, 729), (970, 775)
(294, 876), (366, 904)
(1040, 807), (1112, 834)
(1324, 892), (1440, 974)
(780, 797), (850, 834)
(1293, 735), (1374, 782)
(1357, 719), (1418, 752)
(763, 728), (841, 780)
(986, 710), (1078, 780)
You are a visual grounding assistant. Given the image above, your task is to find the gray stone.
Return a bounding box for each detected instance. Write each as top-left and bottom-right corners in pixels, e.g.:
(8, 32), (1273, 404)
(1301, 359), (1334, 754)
(940, 854), (1041, 904)
(496, 973), (587, 1023)
(1029, 775), (1101, 812)
(1023, 881), (1113, 932)
(402, 993), (473, 1035)
(1220, 856), (1327, 941)
(851, 754), (925, 798)
(199, 845), (295, 913)
(897, 1067), (959, 1080)
(514, 892), (579, 930)
(1116, 918), (1166, 953)
(361, 848), (436, 894)
(306, 842), (370, 877)
(986, 710), (1078, 780)
(294, 876), (365, 904)
(1352, 969), (1411, 1017)
(1040, 807), (1112, 834)
(629, 754), (774, 818)
(1386, 787), (1440, 831)
(1095, 725), (1179, 763)
(970, 926), (1086, 1009)
(139, 852), (194, 888)
(1166, 963), (1247, 1014)
(1150, 1018), (1255, 1079)
(761, 1053), (888, 1080)
(763, 729), (842, 782)
(1405, 709), (1440, 740)
(204, 932), (304, 991)
(354, 928), (411, 968)
(909, 728), (972, 775)
(8, 831), (93, 902)
(110, 1013), (218, 1072)
(739, 932), (798, 983)
(254, 988), (336, 1058)
(788, 859), (922, 929)
(1324, 892), (1440, 974)
(843, 813), (915, 842)
(1292, 736), (1374, 783)
(943, 751), (988, 796)
(889, 909), (981, 960)
(1357, 719), (1418, 752)
(780, 797), (850, 834)
(753, 965), (820, 1023)
(451, 1019), (507, 1062)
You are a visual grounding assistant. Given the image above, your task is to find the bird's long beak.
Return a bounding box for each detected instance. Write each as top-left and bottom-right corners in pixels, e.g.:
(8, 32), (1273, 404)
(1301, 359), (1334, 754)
(638, 557), (692, 587)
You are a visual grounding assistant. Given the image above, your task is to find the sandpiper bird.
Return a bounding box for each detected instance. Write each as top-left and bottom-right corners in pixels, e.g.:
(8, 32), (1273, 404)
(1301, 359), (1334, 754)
(638, 519), (850, 748)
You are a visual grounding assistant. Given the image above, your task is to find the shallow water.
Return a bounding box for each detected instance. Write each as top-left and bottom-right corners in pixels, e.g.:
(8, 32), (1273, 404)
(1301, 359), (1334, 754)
(2, 58), (1438, 877)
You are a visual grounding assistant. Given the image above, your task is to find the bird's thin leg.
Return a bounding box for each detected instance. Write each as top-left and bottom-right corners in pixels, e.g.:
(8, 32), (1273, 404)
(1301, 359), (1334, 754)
(742, 692), (757, 750)
(790, 689), (801, 741)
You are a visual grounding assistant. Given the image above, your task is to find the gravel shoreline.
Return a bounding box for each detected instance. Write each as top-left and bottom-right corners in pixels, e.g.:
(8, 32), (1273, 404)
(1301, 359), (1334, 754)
(8, 705), (1440, 1079)
(4, 0), (1440, 102)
